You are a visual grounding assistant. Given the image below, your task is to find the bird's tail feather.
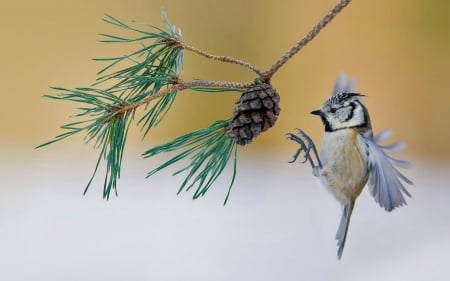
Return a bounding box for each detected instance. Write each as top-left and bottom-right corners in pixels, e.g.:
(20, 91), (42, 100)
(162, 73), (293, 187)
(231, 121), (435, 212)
(336, 203), (354, 259)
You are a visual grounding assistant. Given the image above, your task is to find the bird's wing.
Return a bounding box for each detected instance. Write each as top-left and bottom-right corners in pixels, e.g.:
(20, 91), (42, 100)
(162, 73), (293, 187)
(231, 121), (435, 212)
(361, 130), (413, 212)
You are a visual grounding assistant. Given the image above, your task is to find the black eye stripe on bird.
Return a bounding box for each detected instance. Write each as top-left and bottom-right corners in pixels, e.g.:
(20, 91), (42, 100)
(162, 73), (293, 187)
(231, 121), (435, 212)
(287, 73), (412, 259)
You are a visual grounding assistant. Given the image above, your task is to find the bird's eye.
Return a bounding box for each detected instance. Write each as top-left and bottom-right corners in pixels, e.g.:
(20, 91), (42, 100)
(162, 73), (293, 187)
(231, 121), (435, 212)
(330, 108), (337, 113)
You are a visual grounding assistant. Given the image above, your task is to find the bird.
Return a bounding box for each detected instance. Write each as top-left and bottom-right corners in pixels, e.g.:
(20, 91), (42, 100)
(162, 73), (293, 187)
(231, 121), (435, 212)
(287, 73), (413, 259)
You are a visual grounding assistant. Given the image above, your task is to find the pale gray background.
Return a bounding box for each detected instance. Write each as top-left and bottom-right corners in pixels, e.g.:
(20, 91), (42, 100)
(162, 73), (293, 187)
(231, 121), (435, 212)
(1, 148), (448, 280)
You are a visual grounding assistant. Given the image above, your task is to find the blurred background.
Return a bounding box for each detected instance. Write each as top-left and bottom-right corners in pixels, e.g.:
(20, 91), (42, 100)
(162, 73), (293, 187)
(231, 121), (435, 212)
(1, 0), (449, 280)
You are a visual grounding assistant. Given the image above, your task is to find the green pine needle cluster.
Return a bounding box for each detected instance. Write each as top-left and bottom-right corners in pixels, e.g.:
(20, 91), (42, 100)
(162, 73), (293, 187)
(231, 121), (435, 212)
(36, 87), (135, 198)
(39, 10), (241, 202)
(143, 119), (237, 205)
(95, 13), (183, 138)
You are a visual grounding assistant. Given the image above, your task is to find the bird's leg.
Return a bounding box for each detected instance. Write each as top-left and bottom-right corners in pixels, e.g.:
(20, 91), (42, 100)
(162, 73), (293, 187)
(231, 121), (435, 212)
(287, 129), (322, 176)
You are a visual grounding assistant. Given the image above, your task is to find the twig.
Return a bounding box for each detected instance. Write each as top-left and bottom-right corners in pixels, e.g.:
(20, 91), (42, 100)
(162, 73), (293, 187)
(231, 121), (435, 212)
(180, 79), (253, 90)
(261, 0), (352, 80)
(182, 43), (263, 76)
(161, 0), (352, 86)
(115, 78), (252, 115)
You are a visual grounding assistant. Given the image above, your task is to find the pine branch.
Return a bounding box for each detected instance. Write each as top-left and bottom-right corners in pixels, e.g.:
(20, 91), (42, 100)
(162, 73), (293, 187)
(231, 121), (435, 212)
(39, 0), (353, 202)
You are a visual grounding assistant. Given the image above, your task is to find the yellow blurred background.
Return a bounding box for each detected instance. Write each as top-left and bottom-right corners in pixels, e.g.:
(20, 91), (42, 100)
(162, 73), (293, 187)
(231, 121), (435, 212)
(1, 1), (450, 280)
(1, 0), (449, 159)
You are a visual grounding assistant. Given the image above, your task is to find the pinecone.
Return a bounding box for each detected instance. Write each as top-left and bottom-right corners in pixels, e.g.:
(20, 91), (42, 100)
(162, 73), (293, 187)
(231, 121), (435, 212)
(227, 79), (281, 146)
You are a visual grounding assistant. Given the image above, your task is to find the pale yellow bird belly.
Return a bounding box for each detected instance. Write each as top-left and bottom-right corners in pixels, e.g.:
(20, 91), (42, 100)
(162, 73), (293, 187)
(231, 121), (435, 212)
(318, 129), (369, 205)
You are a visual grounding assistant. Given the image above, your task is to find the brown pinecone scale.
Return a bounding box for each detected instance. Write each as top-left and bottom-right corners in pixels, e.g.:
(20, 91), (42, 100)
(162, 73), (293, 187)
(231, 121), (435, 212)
(227, 79), (281, 146)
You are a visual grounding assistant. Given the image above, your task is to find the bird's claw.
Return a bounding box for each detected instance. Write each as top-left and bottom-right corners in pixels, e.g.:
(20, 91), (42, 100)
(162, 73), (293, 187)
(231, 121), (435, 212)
(286, 130), (312, 164)
(287, 128), (322, 169)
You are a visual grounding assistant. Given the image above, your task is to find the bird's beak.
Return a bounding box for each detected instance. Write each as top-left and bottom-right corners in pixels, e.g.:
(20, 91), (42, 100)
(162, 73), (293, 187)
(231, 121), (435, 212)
(310, 109), (322, 116)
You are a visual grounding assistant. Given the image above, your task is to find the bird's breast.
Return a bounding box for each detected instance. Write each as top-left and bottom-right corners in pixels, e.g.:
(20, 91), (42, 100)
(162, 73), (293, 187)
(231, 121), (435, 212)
(319, 129), (369, 204)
